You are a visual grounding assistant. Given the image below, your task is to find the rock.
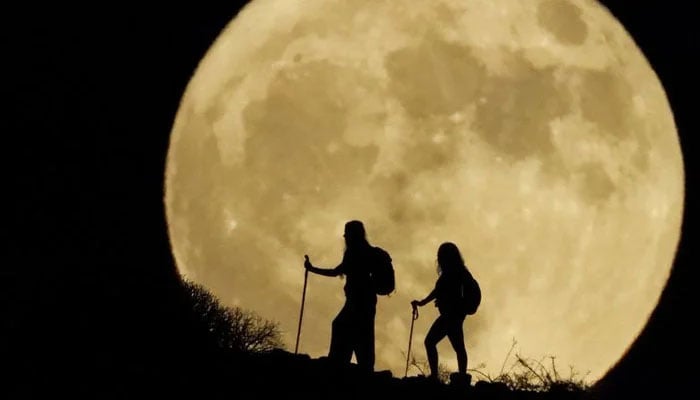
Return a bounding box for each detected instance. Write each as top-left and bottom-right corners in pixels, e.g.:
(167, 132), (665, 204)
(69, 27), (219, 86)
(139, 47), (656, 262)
(473, 380), (510, 398)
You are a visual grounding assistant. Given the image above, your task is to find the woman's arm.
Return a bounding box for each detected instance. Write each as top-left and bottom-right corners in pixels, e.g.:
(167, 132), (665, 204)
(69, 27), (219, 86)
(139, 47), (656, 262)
(411, 288), (437, 307)
(304, 255), (343, 277)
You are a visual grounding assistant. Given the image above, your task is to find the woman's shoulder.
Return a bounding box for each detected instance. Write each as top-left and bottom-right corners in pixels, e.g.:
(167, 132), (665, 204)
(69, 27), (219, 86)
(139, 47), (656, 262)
(435, 272), (453, 288)
(441, 269), (463, 279)
(436, 270), (466, 288)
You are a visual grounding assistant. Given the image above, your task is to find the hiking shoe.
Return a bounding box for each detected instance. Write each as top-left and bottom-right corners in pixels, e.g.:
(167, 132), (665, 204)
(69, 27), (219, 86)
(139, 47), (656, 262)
(449, 372), (472, 387)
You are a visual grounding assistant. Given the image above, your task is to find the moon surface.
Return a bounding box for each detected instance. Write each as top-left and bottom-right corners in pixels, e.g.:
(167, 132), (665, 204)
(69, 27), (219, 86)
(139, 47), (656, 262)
(164, 0), (684, 382)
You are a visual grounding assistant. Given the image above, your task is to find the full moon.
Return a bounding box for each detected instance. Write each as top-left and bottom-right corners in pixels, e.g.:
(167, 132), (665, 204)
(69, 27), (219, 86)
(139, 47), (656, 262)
(164, 0), (684, 382)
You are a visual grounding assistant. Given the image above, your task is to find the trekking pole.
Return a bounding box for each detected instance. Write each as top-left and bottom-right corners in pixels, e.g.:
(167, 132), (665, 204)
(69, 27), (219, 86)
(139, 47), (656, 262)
(295, 258), (310, 354)
(404, 304), (419, 377)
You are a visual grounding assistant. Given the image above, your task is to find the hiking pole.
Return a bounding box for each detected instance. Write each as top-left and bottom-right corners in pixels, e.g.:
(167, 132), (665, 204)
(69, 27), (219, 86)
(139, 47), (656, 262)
(404, 304), (419, 378)
(295, 257), (310, 354)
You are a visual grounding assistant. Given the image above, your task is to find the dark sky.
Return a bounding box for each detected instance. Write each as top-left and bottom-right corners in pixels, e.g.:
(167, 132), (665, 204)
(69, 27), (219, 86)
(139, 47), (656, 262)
(5, 1), (695, 397)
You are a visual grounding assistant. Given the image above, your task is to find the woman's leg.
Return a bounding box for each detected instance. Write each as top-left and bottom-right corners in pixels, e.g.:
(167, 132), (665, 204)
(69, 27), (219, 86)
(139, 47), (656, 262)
(446, 316), (467, 374)
(424, 315), (449, 379)
(329, 304), (353, 364)
(354, 306), (376, 373)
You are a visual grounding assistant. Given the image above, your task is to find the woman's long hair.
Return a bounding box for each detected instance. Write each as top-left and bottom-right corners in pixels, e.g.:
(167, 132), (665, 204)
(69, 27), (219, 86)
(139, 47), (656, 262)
(344, 220), (370, 251)
(340, 221), (370, 278)
(437, 242), (468, 276)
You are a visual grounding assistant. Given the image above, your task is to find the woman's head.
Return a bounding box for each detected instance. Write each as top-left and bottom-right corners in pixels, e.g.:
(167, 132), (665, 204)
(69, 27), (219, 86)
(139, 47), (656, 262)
(437, 242), (466, 274)
(344, 220), (368, 249)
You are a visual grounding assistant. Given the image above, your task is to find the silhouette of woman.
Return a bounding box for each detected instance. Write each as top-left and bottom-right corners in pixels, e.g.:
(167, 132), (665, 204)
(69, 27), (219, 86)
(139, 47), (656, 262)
(411, 242), (473, 381)
(304, 220), (390, 373)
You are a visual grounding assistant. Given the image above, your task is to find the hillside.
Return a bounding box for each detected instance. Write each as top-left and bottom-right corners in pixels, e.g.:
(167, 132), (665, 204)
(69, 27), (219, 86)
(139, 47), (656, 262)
(177, 349), (592, 400)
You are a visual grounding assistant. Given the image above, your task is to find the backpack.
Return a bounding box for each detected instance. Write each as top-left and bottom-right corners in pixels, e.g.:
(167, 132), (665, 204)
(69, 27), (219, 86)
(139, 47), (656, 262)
(460, 273), (481, 315)
(370, 247), (395, 296)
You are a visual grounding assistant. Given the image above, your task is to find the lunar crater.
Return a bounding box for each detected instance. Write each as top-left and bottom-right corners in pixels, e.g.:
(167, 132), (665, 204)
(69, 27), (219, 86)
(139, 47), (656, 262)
(537, 0), (588, 46)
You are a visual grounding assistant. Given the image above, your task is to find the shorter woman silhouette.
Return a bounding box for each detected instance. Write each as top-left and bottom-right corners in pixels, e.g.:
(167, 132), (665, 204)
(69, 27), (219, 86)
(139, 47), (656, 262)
(411, 242), (475, 382)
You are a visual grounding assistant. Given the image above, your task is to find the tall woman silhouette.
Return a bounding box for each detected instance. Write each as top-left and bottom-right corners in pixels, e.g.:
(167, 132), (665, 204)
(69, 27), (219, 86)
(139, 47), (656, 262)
(304, 220), (391, 373)
(411, 242), (475, 381)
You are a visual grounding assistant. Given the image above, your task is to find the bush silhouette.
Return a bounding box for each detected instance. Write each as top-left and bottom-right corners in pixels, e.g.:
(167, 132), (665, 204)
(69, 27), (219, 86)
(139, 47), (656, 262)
(405, 353), (451, 383)
(469, 339), (590, 393)
(183, 280), (283, 354)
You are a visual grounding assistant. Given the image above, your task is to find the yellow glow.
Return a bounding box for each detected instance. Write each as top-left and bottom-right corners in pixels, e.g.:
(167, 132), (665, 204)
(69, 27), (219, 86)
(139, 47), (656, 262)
(164, 0), (684, 383)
